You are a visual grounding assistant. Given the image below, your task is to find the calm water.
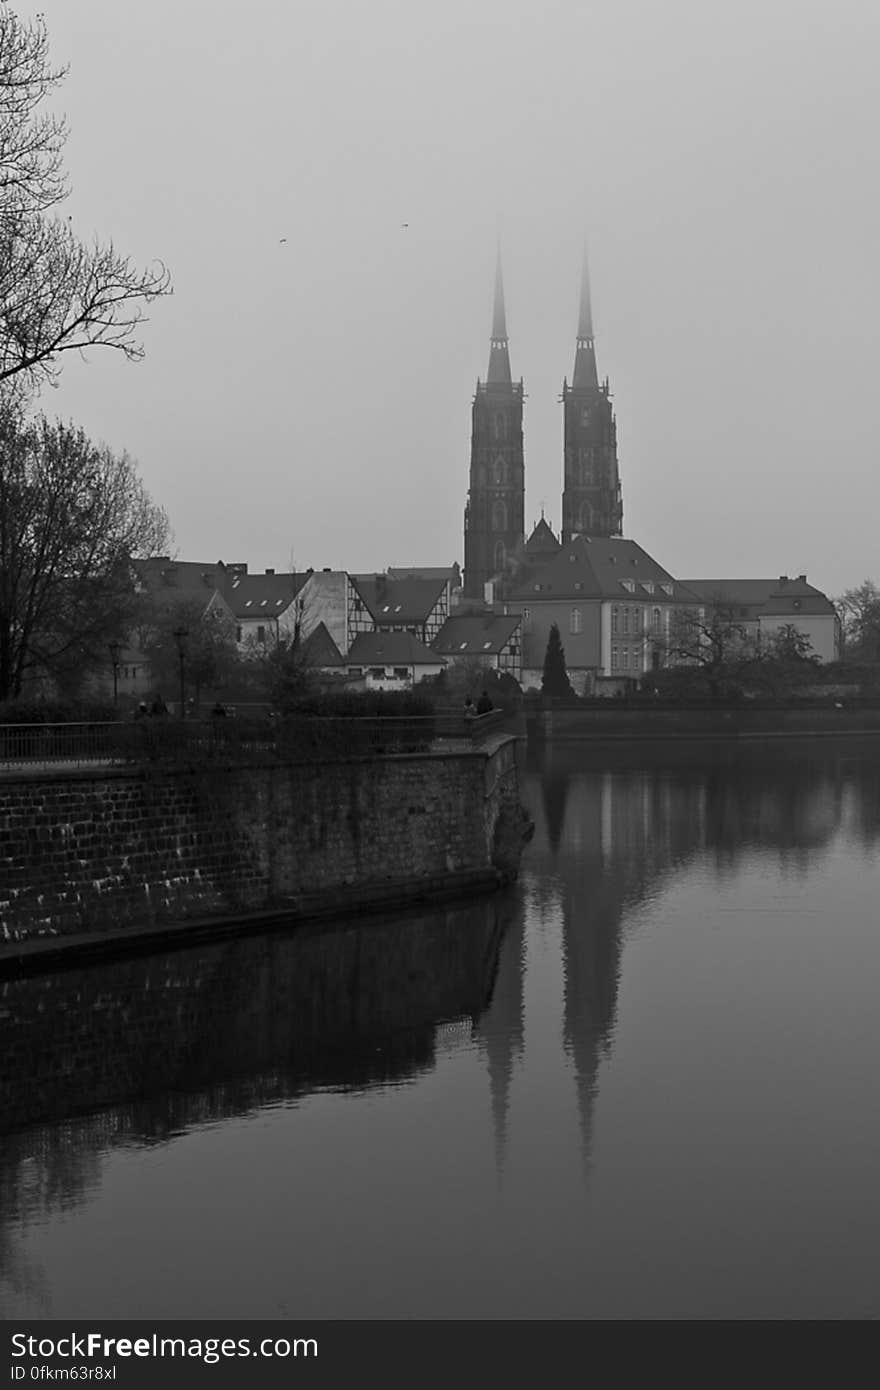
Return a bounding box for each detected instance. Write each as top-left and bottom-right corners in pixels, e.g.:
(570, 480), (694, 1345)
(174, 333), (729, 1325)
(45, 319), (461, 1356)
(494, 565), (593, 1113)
(2, 738), (880, 1320)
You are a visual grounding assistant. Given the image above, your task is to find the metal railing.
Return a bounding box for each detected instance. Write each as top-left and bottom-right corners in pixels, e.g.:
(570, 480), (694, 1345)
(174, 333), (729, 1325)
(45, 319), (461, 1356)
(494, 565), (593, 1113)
(0, 709), (507, 770)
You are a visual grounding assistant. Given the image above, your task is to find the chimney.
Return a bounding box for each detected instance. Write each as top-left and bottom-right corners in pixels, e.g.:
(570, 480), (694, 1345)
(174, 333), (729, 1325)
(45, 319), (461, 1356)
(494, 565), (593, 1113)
(797, 574), (806, 582)
(779, 576), (789, 586)
(323, 567), (331, 573)
(265, 568), (275, 575)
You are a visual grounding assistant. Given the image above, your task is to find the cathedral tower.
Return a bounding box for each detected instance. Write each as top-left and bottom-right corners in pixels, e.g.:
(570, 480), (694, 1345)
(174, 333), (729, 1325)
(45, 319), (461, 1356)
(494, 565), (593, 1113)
(561, 252), (622, 543)
(463, 254), (525, 600)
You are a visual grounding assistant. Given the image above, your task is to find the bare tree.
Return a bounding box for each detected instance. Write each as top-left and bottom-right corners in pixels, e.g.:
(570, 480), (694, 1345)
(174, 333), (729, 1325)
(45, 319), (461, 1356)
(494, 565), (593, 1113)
(0, 5), (171, 390)
(662, 602), (758, 699)
(0, 398), (169, 700)
(836, 579), (880, 662)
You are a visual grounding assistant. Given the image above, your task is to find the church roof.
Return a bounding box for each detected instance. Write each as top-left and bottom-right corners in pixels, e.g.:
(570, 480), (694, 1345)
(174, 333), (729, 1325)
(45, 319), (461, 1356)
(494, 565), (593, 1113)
(432, 613), (521, 656)
(350, 574), (447, 624)
(507, 536), (697, 603)
(347, 632), (444, 666)
(524, 517), (561, 556)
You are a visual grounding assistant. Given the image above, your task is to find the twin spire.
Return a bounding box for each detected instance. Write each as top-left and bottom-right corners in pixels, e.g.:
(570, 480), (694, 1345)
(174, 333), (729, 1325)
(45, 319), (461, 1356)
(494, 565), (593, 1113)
(486, 247), (512, 386)
(485, 245), (599, 390)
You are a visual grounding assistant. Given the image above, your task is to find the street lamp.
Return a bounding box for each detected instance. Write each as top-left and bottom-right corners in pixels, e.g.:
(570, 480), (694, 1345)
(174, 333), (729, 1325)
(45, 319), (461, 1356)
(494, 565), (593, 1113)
(172, 626), (188, 718)
(108, 639), (121, 708)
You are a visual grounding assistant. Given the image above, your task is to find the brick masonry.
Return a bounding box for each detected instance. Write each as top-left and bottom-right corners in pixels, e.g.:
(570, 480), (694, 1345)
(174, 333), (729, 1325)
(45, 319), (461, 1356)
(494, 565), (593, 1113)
(0, 737), (524, 943)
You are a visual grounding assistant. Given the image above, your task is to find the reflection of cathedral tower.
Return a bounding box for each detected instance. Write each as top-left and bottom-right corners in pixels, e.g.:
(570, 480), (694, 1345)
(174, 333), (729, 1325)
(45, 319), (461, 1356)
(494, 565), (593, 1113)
(463, 252), (525, 599)
(473, 898), (526, 1179)
(561, 251), (623, 543)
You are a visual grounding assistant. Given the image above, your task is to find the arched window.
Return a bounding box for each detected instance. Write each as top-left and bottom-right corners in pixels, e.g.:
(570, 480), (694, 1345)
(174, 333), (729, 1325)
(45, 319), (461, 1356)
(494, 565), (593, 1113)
(494, 413), (506, 441)
(611, 605), (619, 635)
(494, 456), (506, 486)
(492, 499), (507, 532)
(581, 449), (593, 485)
(569, 607), (582, 635)
(579, 500), (593, 534)
(611, 645), (619, 670)
(493, 540), (506, 573)
(653, 607), (661, 633)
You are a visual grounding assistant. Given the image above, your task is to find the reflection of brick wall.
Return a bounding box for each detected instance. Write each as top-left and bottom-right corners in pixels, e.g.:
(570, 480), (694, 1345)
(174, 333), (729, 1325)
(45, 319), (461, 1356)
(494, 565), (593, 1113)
(0, 740), (521, 943)
(0, 896), (507, 1135)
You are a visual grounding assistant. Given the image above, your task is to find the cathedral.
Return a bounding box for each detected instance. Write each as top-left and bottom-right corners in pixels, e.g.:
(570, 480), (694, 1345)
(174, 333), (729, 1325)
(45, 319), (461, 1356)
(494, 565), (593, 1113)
(463, 252), (623, 600)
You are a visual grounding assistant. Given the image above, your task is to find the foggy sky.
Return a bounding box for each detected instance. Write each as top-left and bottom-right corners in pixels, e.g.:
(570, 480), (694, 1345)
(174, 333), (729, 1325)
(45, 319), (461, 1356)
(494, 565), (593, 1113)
(31, 0), (880, 596)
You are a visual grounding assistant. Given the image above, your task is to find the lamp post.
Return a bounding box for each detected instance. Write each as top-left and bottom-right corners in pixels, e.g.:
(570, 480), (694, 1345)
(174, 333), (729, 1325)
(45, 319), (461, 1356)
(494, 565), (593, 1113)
(172, 626), (188, 718)
(108, 639), (121, 708)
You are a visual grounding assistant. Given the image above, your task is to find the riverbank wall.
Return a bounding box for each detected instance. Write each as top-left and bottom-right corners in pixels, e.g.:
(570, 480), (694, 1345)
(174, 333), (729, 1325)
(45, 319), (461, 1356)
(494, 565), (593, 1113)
(526, 704), (880, 742)
(0, 735), (525, 963)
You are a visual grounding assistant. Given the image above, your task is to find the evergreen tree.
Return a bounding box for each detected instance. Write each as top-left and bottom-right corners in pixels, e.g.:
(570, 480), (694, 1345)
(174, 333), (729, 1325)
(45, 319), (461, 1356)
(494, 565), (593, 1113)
(541, 622), (573, 697)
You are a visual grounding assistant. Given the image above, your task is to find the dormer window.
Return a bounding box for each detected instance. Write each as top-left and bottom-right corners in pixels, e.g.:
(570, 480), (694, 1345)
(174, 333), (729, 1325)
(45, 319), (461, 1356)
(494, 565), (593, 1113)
(643, 581), (654, 595)
(659, 583), (673, 597)
(620, 579), (635, 593)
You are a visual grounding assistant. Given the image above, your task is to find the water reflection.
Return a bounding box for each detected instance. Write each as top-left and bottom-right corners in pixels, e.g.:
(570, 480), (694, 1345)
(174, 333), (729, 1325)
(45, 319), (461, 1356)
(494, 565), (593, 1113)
(3, 737), (880, 1318)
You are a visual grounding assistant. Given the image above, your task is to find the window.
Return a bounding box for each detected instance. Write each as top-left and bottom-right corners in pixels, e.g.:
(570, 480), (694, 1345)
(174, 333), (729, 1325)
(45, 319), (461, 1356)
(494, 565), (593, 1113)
(494, 413), (506, 441)
(494, 541), (506, 572)
(653, 607), (661, 633)
(611, 645), (619, 670)
(620, 579), (635, 593)
(257, 625), (266, 643)
(611, 605), (619, 635)
(622, 647), (629, 670)
(482, 640), (493, 650)
(494, 457), (506, 485)
(236, 625), (242, 642)
(659, 582), (673, 597)
(642, 581), (654, 595)
(393, 667), (409, 679)
(492, 499), (507, 532)
(623, 607), (630, 635)
(579, 501), (593, 533)
(569, 607), (582, 635)
(369, 667), (385, 679)
(522, 607), (531, 632)
(574, 580), (583, 591)
(349, 667), (363, 676)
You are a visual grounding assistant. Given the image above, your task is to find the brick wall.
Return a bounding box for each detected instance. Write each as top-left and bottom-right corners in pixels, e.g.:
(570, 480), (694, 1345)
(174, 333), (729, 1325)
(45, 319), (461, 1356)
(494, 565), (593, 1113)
(0, 739), (523, 943)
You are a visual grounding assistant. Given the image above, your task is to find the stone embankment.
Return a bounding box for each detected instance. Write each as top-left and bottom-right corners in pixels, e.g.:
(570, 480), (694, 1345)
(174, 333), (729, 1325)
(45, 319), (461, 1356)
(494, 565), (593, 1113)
(0, 733), (527, 970)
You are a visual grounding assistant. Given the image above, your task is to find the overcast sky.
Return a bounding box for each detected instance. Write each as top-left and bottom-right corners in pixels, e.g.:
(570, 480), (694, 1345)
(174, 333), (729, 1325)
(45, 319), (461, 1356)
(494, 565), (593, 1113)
(30, 0), (880, 596)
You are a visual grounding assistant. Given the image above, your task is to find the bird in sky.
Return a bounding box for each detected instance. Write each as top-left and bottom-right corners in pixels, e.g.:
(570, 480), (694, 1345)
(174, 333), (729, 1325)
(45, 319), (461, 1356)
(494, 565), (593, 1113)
(401, 223), (408, 229)
(279, 237), (287, 243)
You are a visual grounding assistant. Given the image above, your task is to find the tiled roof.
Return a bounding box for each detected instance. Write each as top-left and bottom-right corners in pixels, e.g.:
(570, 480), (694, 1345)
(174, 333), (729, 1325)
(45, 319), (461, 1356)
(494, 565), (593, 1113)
(387, 565), (460, 584)
(224, 571), (309, 620)
(432, 614), (521, 655)
(301, 621), (344, 668)
(684, 578), (836, 615)
(350, 575), (447, 624)
(508, 536), (696, 602)
(346, 632), (445, 666)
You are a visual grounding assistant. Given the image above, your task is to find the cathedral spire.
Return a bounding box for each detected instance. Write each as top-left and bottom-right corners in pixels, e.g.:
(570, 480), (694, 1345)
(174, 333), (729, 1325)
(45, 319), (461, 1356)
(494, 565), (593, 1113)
(487, 248), (512, 386)
(572, 246), (599, 391)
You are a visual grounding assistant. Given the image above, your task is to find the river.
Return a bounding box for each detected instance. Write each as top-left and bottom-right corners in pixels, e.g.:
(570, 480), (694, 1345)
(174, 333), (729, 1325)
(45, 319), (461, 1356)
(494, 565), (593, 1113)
(2, 737), (879, 1319)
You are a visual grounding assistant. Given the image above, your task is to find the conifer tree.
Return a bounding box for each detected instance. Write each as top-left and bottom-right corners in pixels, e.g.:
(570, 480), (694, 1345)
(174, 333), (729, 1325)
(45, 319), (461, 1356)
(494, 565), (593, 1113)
(541, 622), (573, 697)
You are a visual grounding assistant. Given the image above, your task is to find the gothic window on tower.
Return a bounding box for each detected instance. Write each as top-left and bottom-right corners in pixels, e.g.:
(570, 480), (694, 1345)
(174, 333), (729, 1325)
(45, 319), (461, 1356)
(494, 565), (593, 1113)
(494, 541), (506, 573)
(494, 413), (506, 441)
(494, 457), (506, 486)
(492, 499), (507, 532)
(581, 450), (593, 485)
(581, 408), (590, 428)
(579, 501), (593, 533)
